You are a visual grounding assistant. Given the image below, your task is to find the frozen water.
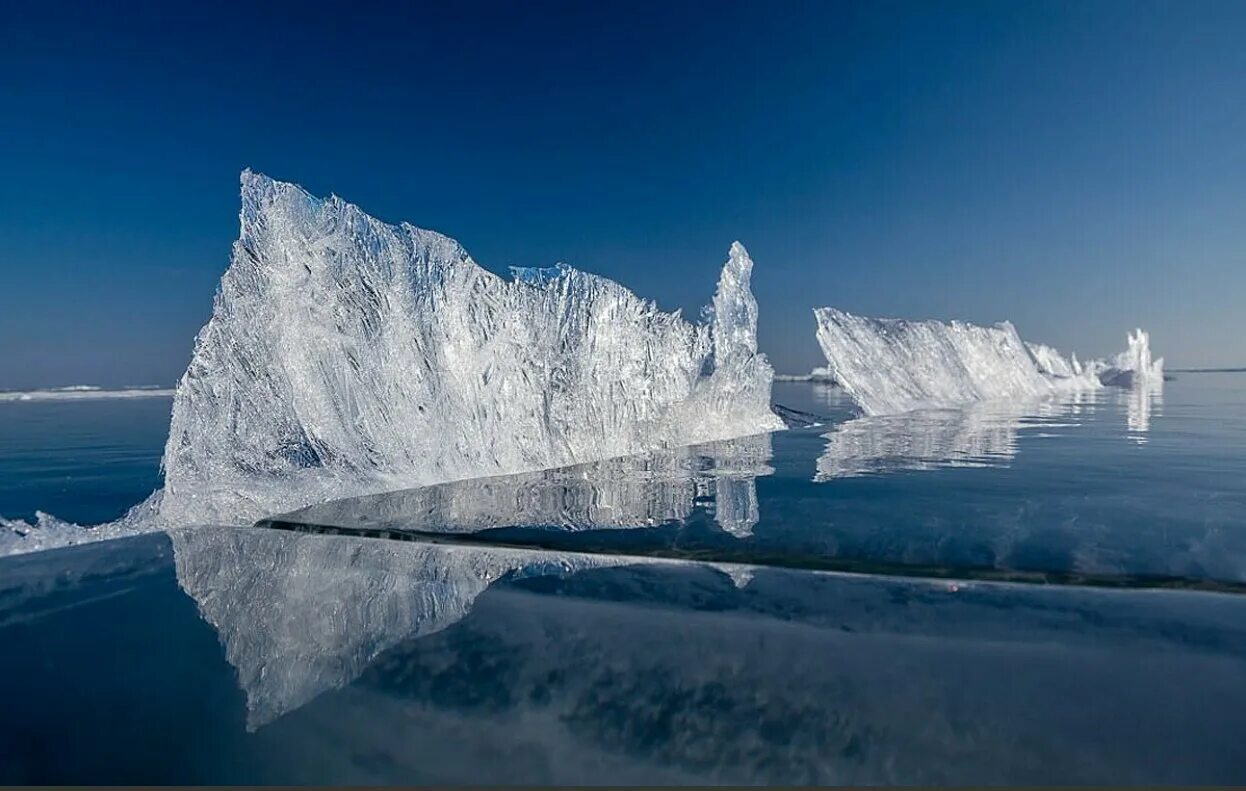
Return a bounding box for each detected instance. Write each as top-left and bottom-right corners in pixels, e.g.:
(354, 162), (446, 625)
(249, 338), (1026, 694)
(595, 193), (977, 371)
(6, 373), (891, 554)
(1026, 343), (1083, 380)
(154, 172), (780, 527)
(1, 172), (781, 554)
(1099, 328), (1165, 387)
(815, 393), (1095, 480)
(0, 511), (144, 556)
(814, 307), (1161, 416)
(813, 308), (1070, 416)
(170, 526), (640, 728)
(267, 432), (773, 540)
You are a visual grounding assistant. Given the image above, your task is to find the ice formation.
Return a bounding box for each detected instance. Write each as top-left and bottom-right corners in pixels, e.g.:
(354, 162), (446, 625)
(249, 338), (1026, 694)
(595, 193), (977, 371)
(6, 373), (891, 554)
(2, 172), (781, 554)
(1025, 343), (1082, 380)
(814, 307), (1161, 416)
(152, 171), (780, 526)
(0, 385), (173, 402)
(773, 366), (837, 383)
(812, 308), (1067, 416)
(1100, 329), (1165, 387)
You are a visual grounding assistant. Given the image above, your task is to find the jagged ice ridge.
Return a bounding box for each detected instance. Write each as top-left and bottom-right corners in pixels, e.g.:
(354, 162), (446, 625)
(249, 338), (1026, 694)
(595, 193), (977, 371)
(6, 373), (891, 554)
(814, 307), (1162, 416)
(1, 172), (782, 554)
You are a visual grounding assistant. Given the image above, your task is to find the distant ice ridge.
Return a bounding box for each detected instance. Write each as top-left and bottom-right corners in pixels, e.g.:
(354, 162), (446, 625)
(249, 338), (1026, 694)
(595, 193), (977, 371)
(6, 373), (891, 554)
(813, 307), (1161, 416)
(773, 366), (837, 383)
(0, 385), (173, 402)
(1, 172), (781, 555)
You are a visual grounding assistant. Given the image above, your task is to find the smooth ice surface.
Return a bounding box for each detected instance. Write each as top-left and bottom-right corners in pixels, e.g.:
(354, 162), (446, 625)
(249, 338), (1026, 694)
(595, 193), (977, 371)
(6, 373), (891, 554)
(1, 172), (780, 554)
(10, 526), (1246, 784)
(170, 526), (637, 728)
(268, 433), (773, 540)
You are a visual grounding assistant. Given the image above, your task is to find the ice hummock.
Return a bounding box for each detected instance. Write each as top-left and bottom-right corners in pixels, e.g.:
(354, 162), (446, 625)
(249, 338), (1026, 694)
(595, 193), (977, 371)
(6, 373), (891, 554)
(0, 385), (173, 402)
(813, 307), (1160, 416)
(1099, 329), (1165, 387)
(2, 172), (782, 554)
(812, 308), (1067, 416)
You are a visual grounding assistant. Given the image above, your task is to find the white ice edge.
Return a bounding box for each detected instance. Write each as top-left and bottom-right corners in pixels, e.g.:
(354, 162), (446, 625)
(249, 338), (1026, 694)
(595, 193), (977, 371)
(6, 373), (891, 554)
(0, 387), (174, 402)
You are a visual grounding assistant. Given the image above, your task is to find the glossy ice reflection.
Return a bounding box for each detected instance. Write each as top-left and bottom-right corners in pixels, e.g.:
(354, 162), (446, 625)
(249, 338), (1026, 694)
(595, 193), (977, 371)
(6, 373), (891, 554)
(814, 392), (1091, 480)
(170, 526), (637, 729)
(1123, 379), (1163, 441)
(156, 526), (1246, 785)
(814, 384), (1163, 479)
(269, 433), (774, 540)
(265, 377), (1246, 588)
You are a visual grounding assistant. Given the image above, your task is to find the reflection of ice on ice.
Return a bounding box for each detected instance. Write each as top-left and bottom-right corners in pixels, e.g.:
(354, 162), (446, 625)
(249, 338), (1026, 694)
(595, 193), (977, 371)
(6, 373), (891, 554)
(169, 435), (776, 728)
(1122, 381), (1163, 443)
(815, 395), (1089, 481)
(271, 433), (773, 539)
(171, 526), (636, 729)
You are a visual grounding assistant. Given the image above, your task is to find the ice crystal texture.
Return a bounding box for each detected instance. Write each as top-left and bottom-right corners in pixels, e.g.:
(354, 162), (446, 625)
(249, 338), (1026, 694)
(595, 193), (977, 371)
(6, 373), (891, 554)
(813, 307), (1161, 416)
(271, 433), (773, 540)
(812, 308), (1069, 416)
(154, 172), (781, 526)
(2, 172), (781, 555)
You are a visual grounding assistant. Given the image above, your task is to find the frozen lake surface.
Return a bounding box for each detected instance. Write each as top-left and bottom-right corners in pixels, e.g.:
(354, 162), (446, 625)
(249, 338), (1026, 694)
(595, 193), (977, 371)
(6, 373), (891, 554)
(2, 376), (1245, 783)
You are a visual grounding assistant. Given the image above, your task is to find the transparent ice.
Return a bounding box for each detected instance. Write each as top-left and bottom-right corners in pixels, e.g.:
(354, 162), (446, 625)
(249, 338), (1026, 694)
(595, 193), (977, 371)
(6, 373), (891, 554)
(1, 172), (781, 554)
(813, 306), (1161, 416)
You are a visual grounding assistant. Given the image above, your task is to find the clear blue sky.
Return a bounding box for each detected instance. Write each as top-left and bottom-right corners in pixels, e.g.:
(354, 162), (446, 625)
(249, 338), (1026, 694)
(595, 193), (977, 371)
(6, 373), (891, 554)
(2, 0), (1244, 388)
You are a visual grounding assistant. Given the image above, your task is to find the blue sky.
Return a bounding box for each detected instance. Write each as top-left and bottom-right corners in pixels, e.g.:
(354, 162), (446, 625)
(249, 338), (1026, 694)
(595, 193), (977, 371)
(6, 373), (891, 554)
(1, 0), (1244, 388)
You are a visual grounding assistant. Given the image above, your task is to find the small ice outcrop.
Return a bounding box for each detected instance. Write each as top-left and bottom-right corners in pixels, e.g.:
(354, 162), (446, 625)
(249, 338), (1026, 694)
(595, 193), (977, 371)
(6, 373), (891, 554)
(0, 510), (157, 556)
(1098, 329), (1164, 387)
(1026, 343), (1082, 380)
(0, 386), (173, 402)
(773, 366), (837, 383)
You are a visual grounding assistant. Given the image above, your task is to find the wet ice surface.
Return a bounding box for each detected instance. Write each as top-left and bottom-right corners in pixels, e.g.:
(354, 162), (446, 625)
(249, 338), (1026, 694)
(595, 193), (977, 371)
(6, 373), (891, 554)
(5, 527), (1246, 784)
(271, 377), (1242, 588)
(2, 375), (1246, 783)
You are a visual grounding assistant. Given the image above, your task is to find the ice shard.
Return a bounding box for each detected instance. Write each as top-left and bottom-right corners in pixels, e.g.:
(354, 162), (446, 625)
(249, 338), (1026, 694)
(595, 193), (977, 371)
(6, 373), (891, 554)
(1025, 343), (1082, 380)
(152, 172), (781, 526)
(1098, 328), (1165, 387)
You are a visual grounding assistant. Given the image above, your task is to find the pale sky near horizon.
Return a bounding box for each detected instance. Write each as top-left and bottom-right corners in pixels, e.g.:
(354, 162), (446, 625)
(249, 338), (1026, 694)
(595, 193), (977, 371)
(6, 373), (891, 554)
(2, 0), (1244, 389)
